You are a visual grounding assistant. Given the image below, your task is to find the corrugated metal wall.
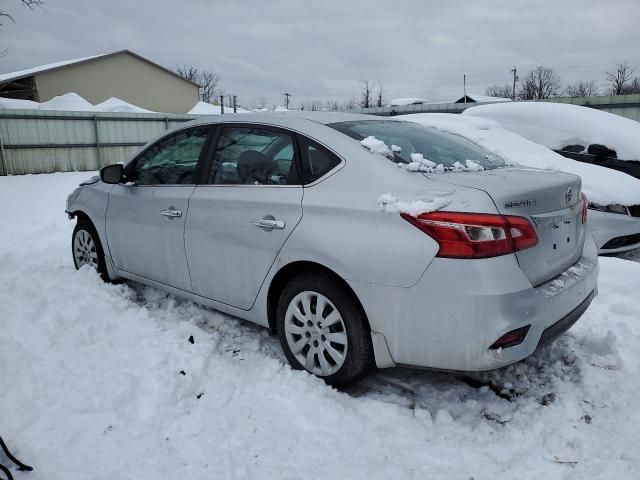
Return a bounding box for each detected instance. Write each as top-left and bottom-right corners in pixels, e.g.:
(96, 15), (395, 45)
(0, 109), (195, 175)
(35, 51), (200, 114)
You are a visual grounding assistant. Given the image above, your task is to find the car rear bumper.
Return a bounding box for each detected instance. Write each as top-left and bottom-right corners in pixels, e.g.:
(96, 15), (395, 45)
(351, 234), (599, 371)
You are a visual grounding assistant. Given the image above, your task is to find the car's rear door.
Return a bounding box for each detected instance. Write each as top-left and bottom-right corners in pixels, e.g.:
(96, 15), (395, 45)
(105, 125), (213, 291)
(184, 124), (303, 309)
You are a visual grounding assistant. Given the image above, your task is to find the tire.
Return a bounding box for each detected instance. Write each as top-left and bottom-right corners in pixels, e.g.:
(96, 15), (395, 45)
(72, 219), (109, 281)
(276, 272), (374, 387)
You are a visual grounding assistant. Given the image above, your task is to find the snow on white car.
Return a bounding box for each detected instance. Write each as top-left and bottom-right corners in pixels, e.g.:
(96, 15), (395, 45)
(66, 112), (598, 386)
(461, 103), (640, 253)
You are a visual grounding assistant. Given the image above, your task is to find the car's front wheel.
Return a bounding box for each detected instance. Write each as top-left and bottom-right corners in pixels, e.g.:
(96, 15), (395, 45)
(276, 272), (374, 386)
(72, 219), (109, 281)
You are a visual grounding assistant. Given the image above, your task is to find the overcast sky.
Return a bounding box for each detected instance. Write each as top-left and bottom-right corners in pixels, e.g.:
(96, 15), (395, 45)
(1, 0), (639, 107)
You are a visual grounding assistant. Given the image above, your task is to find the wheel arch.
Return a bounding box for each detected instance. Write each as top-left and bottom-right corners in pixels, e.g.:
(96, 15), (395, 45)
(266, 260), (370, 334)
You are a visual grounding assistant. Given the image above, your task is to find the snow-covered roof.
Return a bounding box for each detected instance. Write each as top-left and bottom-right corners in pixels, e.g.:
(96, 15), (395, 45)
(456, 94), (512, 103)
(389, 97), (428, 106)
(463, 102), (640, 160)
(0, 50), (200, 87)
(395, 112), (640, 206)
(0, 54), (107, 83)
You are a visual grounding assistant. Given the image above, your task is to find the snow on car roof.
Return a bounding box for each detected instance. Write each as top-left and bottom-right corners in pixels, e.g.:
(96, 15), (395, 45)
(463, 102), (640, 160)
(395, 113), (640, 206)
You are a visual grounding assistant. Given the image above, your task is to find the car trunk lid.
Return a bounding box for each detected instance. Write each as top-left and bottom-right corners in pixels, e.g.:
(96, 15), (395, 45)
(426, 166), (585, 286)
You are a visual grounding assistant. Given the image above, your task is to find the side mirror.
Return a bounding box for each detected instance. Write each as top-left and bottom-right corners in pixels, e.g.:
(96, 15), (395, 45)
(100, 164), (124, 184)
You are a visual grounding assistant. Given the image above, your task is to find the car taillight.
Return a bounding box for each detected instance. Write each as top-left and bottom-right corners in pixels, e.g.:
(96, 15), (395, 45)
(400, 211), (538, 259)
(581, 193), (587, 224)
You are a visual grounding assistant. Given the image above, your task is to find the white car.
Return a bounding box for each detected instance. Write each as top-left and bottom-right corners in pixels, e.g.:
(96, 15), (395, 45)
(66, 112), (597, 386)
(398, 112), (640, 254)
(462, 102), (640, 253)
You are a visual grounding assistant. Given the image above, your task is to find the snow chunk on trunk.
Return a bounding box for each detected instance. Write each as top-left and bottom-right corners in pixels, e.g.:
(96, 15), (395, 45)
(361, 136), (392, 158)
(377, 192), (451, 216)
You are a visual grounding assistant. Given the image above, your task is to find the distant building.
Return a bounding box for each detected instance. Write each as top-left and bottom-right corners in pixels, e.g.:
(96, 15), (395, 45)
(0, 50), (200, 114)
(454, 94), (512, 104)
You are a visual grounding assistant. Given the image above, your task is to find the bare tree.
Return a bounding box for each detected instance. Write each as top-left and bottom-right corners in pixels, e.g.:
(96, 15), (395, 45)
(606, 61), (636, 95)
(565, 80), (599, 98)
(621, 77), (640, 95)
(344, 97), (357, 110)
(199, 71), (219, 103)
(485, 84), (513, 99)
(518, 66), (562, 100)
(360, 80), (372, 109)
(376, 83), (384, 107)
(0, 0), (43, 27)
(325, 100), (339, 111)
(176, 64), (219, 103)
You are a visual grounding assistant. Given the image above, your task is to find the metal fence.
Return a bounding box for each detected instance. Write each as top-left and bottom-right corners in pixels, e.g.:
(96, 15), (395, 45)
(0, 109), (195, 175)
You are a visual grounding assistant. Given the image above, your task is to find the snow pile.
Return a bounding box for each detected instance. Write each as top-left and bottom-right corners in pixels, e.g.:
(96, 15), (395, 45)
(93, 97), (154, 113)
(188, 101), (250, 115)
(396, 113), (640, 206)
(360, 135), (392, 158)
(0, 92), (156, 113)
(0, 97), (40, 109)
(39, 92), (95, 111)
(463, 102), (640, 160)
(389, 97), (428, 106)
(1, 172), (640, 478)
(405, 153), (445, 173)
(274, 106), (290, 112)
(377, 192), (451, 215)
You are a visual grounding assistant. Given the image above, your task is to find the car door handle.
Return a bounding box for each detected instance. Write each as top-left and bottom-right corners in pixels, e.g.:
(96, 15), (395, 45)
(252, 218), (285, 230)
(160, 209), (182, 218)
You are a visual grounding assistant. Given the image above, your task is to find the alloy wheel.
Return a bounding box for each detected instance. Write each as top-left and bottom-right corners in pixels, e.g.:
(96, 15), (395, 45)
(73, 229), (99, 269)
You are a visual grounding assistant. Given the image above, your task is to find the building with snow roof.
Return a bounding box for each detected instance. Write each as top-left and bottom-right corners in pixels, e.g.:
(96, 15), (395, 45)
(0, 50), (200, 114)
(454, 94), (512, 104)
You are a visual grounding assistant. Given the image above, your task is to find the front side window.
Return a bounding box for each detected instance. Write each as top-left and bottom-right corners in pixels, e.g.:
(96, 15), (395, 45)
(208, 126), (297, 185)
(132, 128), (209, 185)
(329, 120), (505, 170)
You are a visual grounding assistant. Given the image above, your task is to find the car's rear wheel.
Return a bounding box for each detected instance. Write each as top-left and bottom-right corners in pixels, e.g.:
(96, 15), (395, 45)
(72, 219), (109, 281)
(276, 272), (374, 386)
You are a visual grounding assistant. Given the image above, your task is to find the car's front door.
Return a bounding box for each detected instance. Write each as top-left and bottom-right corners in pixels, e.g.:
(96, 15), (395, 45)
(106, 126), (212, 291)
(185, 124), (303, 309)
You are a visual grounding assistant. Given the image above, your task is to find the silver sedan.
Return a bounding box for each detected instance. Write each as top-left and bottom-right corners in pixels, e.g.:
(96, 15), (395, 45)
(66, 112), (598, 386)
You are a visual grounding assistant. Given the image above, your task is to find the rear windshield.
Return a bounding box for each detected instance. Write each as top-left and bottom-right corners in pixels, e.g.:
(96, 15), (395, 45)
(329, 120), (505, 170)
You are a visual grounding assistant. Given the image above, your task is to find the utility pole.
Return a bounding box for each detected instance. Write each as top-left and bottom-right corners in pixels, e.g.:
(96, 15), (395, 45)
(233, 95), (237, 113)
(463, 74), (467, 103)
(284, 93), (291, 109)
(220, 96), (224, 114)
(511, 67), (518, 100)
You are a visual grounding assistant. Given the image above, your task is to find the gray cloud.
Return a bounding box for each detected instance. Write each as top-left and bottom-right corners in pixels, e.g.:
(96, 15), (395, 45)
(2, 0), (639, 107)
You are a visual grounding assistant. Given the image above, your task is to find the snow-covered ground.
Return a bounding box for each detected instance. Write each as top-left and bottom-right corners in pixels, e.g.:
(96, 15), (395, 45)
(1, 172), (640, 479)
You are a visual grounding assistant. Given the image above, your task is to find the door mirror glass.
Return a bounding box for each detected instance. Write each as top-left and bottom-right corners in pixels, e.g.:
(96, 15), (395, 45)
(100, 163), (124, 184)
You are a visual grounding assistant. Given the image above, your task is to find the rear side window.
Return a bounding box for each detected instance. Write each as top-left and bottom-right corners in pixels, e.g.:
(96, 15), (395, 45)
(329, 120), (505, 170)
(208, 127), (298, 185)
(299, 137), (341, 184)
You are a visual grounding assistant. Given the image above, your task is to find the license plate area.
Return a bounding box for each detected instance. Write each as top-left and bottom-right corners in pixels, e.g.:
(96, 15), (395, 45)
(531, 204), (582, 259)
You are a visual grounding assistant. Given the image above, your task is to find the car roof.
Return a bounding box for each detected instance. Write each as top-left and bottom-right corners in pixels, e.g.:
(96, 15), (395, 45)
(187, 111), (386, 127)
